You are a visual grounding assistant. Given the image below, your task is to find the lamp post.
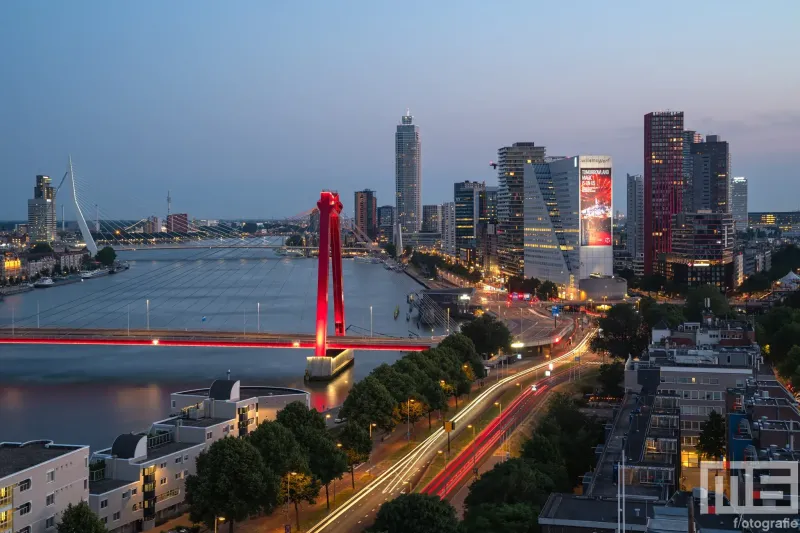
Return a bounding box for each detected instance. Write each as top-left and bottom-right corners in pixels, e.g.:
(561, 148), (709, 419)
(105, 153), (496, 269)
(407, 398), (414, 440)
(286, 472), (297, 528)
(370, 305), (373, 337)
(146, 299), (150, 330)
(494, 401), (501, 415)
(467, 424), (477, 475)
(213, 516), (225, 533)
(257, 302), (260, 333)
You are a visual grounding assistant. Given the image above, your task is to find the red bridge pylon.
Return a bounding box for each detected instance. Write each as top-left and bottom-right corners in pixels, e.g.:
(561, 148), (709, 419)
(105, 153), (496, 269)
(315, 191), (346, 357)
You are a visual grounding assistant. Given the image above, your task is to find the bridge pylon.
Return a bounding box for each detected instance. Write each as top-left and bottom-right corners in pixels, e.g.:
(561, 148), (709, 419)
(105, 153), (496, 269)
(314, 191), (345, 357)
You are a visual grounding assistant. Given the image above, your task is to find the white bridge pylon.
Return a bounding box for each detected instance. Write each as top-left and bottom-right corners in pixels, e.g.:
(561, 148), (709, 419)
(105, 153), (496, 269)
(67, 156), (98, 256)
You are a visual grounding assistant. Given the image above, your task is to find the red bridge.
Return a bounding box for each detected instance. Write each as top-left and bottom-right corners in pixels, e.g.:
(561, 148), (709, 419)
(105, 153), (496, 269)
(0, 192), (436, 356)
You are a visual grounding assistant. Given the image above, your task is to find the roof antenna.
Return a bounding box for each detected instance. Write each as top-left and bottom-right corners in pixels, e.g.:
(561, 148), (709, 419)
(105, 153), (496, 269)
(226, 369), (231, 380)
(406, 108), (411, 116)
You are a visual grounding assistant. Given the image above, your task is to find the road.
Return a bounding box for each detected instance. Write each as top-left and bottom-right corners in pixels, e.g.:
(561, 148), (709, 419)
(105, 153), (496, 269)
(305, 329), (595, 533)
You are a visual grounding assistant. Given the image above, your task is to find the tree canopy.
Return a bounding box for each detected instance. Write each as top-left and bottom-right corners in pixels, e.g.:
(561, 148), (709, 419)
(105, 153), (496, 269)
(369, 494), (459, 533)
(696, 410), (726, 460)
(95, 246), (117, 267)
(684, 285), (730, 321)
(248, 420), (308, 476)
(460, 314), (512, 356)
(241, 222), (258, 234)
(285, 234), (304, 247)
(185, 437), (280, 532)
(57, 501), (107, 533)
(339, 421), (372, 489)
(598, 361), (625, 397)
(591, 303), (647, 359)
(31, 242), (54, 254)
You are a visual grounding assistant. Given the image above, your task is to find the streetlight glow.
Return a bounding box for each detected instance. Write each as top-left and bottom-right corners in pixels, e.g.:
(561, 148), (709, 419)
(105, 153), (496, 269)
(510, 341), (524, 349)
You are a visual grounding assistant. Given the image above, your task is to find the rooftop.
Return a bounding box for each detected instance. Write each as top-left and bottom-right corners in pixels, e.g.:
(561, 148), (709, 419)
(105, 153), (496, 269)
(175, 385), (306, 399)
(0, 440), (87, 478)
(89, 478), (136, 495)
(136, 441), (198, 464)
(158, 416), (232, 428)
(539, 493), (652, 531)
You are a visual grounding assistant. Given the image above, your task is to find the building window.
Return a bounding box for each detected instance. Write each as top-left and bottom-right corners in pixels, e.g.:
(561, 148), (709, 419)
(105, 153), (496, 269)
(46, 493), (55, 506)
(206, 432), (213, 440)
(131, 488), (137, 496)
(102, 517), (108, 524)
(18, 502), (32, 515)
(17, 527), (32, 533)
(113, 512), (121, 521)
(159, 462), (167, 469)
(132, 503), (139, 512)
(183, 470), (189, 478)
(184, 454), (189, 461)
(175, 472), (182, 480)
(84, 479), (88, 490)
(46, 470), (55, 483)
(175, 457), (182, 464)
(46, 516), (56, 529)
(171, 400), (176, 408)
(160, 478), (167, 486)
(19, 479), (31, 492)
(100, 499), (108, 509)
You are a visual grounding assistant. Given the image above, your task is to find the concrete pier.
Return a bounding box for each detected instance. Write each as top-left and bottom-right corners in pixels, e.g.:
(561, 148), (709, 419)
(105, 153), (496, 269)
(305, 348), (354, 381)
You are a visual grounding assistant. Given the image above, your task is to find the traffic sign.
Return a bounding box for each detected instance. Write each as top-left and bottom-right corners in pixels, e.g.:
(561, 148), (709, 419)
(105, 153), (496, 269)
(551, 306), (560, 317)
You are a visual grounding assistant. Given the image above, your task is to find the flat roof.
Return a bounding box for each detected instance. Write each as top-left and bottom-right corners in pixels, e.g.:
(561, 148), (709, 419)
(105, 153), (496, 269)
(158, 417), (232, 428)
(174, 385), (307, 398)
(0, 441), (87, 478)
(133, 441), (198, 464)
(539, 493), (652, 530)
(90, 478), (136, 495)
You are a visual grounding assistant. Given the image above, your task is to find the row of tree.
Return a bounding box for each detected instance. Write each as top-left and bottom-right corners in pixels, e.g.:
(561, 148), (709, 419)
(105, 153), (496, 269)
(367, 393), (604, 533)
(410, 252), (482, 283)
(505, 275), (559, 301)
(339, 334), (485, 434)
(738, 244), (800, 293)
(757, 301), (800, 388)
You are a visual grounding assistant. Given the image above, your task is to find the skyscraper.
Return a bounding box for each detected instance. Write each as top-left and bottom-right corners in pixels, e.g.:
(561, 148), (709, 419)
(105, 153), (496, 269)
(27, 175), (56, 243)
(377, 205), (395, 243)
(354, 189), (378, 240)
(484, 187), (498, 220)
(454, 181), (486, 264)
(395, 111), (421, 232)
(497, 142), (546, 278)
(682, 130), (702, 212)
(421, 204), (442, 234)
(167, 213), (189, 233)
(441, 202), (456, 257)
(644, 112), (684, 275)
(690, 135), (731, 213)
(626, 173), (645, 274)
(731, 177), (748, 232)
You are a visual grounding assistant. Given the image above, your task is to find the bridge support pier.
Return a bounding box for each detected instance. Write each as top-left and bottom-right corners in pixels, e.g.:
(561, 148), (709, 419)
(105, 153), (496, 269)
(305, 349), (354, 381)
(314, 191), (346, 358)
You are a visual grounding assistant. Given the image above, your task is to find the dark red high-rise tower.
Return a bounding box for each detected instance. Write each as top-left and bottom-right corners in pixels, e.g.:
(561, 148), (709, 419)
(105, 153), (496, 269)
(643, 111), (684, 275)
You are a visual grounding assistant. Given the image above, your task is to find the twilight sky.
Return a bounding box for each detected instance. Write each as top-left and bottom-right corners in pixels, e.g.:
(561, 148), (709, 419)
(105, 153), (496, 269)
(1, 0), (798, 220)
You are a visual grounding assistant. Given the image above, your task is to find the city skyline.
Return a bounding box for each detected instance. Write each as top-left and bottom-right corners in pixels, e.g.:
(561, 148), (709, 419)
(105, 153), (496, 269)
(1, 1), (799, 220)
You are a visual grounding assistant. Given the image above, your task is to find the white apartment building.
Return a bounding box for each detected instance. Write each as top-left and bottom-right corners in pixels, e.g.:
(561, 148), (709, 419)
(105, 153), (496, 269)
(0, 441), (90, 533)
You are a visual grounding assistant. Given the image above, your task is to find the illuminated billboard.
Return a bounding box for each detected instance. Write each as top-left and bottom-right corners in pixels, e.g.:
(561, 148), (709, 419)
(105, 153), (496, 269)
(580, 168), (612, 247)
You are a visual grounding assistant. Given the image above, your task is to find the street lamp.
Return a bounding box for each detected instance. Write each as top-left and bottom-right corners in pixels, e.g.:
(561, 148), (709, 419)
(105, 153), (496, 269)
(407, 398), (415, 440)
(369, 422), (377, 439)
(214, 516), (226, 533)
(286, 472), (297, 525)
(494, 401), (501, 415)
(467, 424), (477, 474)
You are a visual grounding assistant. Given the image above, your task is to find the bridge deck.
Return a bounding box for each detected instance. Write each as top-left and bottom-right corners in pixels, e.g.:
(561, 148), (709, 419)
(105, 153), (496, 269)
(0, 327), (436, 352)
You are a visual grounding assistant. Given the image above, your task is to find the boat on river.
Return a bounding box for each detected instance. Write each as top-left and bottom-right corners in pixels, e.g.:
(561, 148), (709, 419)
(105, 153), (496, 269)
(34, 277), (55, 288)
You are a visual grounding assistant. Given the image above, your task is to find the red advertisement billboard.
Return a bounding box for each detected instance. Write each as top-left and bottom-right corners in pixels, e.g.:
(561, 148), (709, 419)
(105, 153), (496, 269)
(580, 168), (612, 247)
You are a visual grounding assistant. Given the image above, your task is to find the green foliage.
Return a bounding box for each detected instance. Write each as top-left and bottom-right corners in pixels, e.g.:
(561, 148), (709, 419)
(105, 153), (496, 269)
(460, 314), (512, 356)
(369, 494), (459, 533)
(185, 437), (280, 530)
(385, 242), (397, 258)
(31, 242), (54, 253)
(591, 304), (647, 359)
(463, 458), (554, 509)
(768, 244), (800, 279)
(506, 275), (541, 295)
(279, 472), (321, 531)
(241, 222), (258, 234)
(696, 411), (726, 459)
(372, 363), (418, 404)
(537, 280), (559, 301)
(285, 234), (304, 247)
(438, 333), (485, 379)
(248, 420), (308, 476)
(340, 375), (397, 431)
(275, 401), (326, 435)
(777, 345), (800, 389)
(640, 273), (666, 293)
(617, 268), (635, 282)
(411, 251), (481, 282)
(684, 284), (730, 321)
(57, 501), (107, 533)
(738, 272), (771, 293)
(598, 361), (625, 397)
(640, 298), (685, 329)
(461, 503), (540, 533)
(95, 246), (117, 266)
(339, 421), (372, 488)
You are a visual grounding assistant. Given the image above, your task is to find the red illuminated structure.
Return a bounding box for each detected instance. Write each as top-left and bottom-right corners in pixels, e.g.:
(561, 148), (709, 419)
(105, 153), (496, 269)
(315, 191), (346, 357)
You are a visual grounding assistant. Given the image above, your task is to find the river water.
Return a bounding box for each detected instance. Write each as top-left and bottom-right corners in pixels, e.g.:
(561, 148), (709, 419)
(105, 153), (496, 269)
(0, 244), (429, 449)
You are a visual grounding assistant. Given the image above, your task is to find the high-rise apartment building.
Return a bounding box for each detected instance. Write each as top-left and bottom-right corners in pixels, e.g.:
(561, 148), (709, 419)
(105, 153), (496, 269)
(665, 211), (735, 291)
(354, 189), (378, 240)
(377, 205), (395, 243)
(626, 173), (645, 274)
(524, 156), (613, 287)
(144, 216), (160, 234)
(421, 204), (442, 234)
(690, 135), (731, 213)
(454, 181), (486, 264)
(441, 202), (456, 257)
(484, 187), (498, 220)
(731, 177), (748, 232)
(166, 213), (189, 233)
(497, 142), (546, 278)
(644, 111), (684, 275)
(681, 130), (702, 211)
(395, 111), (421, 232)
(27, 175), (57, 243)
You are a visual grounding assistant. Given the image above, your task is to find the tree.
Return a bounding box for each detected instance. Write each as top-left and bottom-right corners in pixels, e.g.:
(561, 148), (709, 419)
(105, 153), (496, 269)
(385, 243), (397, 258)
(684, 284), (730, 321)
(57, 501), (107, 533)
(248, 420), (308, 477)
(462, 503), (540, 533)
(369, 494), (459, 533)
(640, 298), (685, 329)
(185, 437), (280, 533)
(618, 268), (636, 282)
(276, 401), (326, 436)
(777, 345), (800, 388)
(285, 234), (304, 247)
(591, 304), (647, 359)
(339, 375), (397, 431)
(537, 280), (559, 301)
(241, 222), (258, 234)
(439, 333), (485, 379)
(598, 361), (625, 397)
(463, 458), (554, 509)
(95, 246), (117, 267)
(300, 427), (347, 509)
(31, 242), (54, 254)
(279, 472), (320, 532)
(460, 314), (512, 356)
(372, 363), (417, 405)
(403, 244), (413, 256)
(640, 273), (666, 293)
(769, 323), (800, 367)
(696, 411), (726, 460)
(339, 421), (372, 488)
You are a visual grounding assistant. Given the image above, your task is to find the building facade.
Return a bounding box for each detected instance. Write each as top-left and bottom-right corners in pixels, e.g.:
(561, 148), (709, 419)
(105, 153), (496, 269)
(497, 142), (546, 278)
(0, 441), (91, 533)
(441, 202), (456, 257)
(454, 181), (486, 265)
(690, 135), (731, 213)
(144, 216), (160, 234)
(354, 189), (378, 241)
(421, 204), (442, 234)
(626, 173), (645, 275)
(395, 111), (421, 233)
(664, 211), (735, 292)
(523, 156), (613, 287)
(166, 214), (189, 233)
(731, 176), (748, 232)
(27, 175), (56, 244)
(644, 112), (684, 275)
(377, 205), (394, 244)
(681, 130), (702, 212)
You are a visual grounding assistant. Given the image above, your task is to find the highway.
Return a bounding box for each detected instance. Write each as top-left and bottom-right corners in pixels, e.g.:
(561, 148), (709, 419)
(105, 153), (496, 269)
(305, 329), (595, 533)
